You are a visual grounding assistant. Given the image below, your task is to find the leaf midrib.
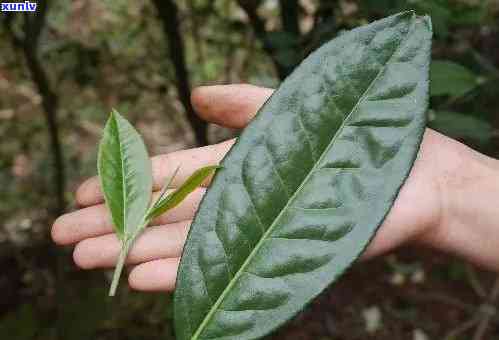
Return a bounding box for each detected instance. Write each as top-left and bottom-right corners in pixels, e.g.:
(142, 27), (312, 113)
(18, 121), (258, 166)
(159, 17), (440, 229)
(190, 19), (414, 340)
(112, 113), (127, 240)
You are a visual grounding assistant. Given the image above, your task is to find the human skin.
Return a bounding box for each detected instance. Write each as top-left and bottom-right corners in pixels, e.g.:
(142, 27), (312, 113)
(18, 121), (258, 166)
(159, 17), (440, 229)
(51, 84), (499, 292)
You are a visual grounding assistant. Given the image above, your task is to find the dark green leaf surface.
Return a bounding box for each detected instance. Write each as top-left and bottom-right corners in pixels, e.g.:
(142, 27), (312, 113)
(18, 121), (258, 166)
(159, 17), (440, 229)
(430, 60), (478, 97)
(97, 109), (152, 239)
(429, 110), (493, 144)
(175, 12), (432, 340)
(147, 166), (220, 220)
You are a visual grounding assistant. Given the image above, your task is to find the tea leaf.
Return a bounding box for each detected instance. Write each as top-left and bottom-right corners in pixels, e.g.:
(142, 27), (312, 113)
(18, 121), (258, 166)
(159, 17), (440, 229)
(98, 111), (219, 296)
(152, 164), (182, 211)
(174, 11), (432, 340)
(98, 109), (153, 239)
(147, 166), (220, 220)
(97, 109), (152, 295)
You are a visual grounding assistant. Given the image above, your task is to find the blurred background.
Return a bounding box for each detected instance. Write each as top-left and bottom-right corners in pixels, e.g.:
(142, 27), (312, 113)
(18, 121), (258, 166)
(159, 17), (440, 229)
(1, 0), (499, 339)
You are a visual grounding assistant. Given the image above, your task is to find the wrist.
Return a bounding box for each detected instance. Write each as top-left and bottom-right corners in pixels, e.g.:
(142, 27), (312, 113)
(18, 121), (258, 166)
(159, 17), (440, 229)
(419, 130), (499, 270)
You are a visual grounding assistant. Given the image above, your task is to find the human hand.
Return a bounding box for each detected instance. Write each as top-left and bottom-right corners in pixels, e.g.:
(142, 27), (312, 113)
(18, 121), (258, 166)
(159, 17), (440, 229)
(51, 84), (499, 292)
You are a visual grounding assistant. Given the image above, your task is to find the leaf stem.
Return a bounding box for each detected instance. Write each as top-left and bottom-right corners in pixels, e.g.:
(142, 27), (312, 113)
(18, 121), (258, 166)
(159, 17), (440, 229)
(109, 238), (132, 297)
(108, 217), (151, 296)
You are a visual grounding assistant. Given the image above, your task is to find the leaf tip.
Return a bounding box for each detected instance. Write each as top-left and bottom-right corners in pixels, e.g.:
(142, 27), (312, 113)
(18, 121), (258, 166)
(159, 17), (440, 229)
(109, 108), (121, 120)
(419, 15), (433, 33)
(402, 9), (432, 33)
(397, 9), (416, 20)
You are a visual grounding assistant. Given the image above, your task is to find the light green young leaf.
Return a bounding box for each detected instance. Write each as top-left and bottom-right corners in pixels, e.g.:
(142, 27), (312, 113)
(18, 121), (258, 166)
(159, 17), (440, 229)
(98, 109), (152, 240)
(97, 111), (219, 296)
(97, 109), (152, 296)
(151, 164), (181, 211)
(147, 165), (220, 220)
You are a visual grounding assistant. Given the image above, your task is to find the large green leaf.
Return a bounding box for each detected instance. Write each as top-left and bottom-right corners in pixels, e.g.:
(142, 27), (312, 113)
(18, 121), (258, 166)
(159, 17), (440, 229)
(97, 109), (152, 239)
(174, 11), (432, 340)
(430, 60), (479, 97)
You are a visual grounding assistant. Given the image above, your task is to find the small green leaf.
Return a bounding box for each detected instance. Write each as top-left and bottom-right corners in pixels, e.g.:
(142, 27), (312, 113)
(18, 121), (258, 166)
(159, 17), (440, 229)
(97, 109), (152, 296)
(429, 110), (493, 144)
(430, 60), (479, 97)
(98, 109), (152, 239)
(147, 165), (220, 220)
(97, 111), (219, 296)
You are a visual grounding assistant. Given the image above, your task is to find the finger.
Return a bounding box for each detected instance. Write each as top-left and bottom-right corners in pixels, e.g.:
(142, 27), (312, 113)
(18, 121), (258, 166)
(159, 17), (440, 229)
(76, 84), (273, 207)
(191, 84), (273, 129)
(52, 188), (204, 245)
(128, 258), (180, 292)
(75, 140), (233, 207)
(73, 221), (190, 269)
(361, 129), (443, 259)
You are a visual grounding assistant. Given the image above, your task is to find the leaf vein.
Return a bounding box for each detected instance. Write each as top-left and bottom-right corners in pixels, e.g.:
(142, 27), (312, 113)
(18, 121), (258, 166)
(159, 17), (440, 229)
(213, 226), (236, 278)
(240, 175), (268, 237)
(296, 109), (318, 162)
(263, 140), (291, 198)
(189, 20), (415, 339)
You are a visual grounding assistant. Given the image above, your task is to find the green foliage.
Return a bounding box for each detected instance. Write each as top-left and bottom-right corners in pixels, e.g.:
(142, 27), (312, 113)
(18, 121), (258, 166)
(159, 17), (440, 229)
(265, 31), (301, 68)
(428, 58), (495, 146)
(174, 12), (432, 340)
(98, 109), (153, 296)
(362, 0), (489, 36)
(98, 109), (153, 240)
(0, 305), (38, 340)
(403, 0), (452, 37)
(2, 0), (499, 338)
(430, 60), (480, 97)
(98, 109), (219, 296)
(429, 110), (493, 145)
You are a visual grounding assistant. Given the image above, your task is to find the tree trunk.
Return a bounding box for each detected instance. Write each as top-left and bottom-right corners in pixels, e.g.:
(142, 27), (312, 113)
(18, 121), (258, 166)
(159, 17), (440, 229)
(152, 0), (209, 146)
(237, 0), (290, 79)
(279, 0), (300, 37)
(22, 0), (66, 216)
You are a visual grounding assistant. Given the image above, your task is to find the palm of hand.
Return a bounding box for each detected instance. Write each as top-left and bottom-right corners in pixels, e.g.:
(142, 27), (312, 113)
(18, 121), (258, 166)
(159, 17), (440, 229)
(52, 84), (443, 292)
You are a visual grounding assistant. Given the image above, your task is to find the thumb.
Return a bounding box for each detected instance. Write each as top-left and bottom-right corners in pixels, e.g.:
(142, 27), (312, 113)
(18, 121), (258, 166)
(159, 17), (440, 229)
(191, 84), (274, 129)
